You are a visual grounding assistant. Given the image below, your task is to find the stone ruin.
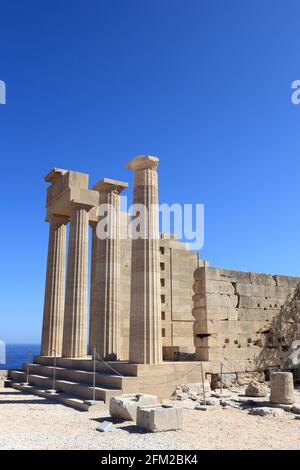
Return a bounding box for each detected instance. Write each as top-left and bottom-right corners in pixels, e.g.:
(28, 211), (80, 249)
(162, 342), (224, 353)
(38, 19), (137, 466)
(40, 155), (300, 378)
(8, 154), (300, 408)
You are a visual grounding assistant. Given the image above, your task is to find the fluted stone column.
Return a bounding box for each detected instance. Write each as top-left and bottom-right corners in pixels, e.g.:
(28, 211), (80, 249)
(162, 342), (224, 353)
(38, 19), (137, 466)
(126, 155), (162, 364)
(41, 216), (68, 356)
(62, 203), (91, 358)
(93, 179), (128, 360)
(88, 221), (97, 355)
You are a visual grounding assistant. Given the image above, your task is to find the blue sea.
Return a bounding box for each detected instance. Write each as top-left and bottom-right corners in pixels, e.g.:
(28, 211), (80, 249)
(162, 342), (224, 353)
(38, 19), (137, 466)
(0, 344), (40, 370)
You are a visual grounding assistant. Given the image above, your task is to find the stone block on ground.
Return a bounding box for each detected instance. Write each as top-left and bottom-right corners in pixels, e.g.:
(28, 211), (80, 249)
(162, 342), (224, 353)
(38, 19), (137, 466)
(249, 407), (285, 417)
(109, 393), (157, 421)
(180, 382), (211, 396)
(291, 404), (300, 414)
(96, 421), (114, 432)
(211, 373), (237, 389)
(270, 372), (295, 405)
(245, 381), (269, 397)
(136, 404), (183, 432)
(195, 404), (215, 411)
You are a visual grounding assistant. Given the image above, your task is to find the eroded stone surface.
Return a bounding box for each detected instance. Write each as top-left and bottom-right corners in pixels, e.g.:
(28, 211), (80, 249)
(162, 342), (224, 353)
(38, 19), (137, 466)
(245, 382), (269, 397)
(137, 404), (183, 432)
(249, 407), (285, 418)
(109, 394), (157, 421)
(270, 372), (295, 405)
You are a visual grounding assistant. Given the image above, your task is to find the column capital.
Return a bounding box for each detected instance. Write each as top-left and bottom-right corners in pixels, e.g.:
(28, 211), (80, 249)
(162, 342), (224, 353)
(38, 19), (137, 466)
(126, 155), (159, 172)
(46, 214), (69, 226)
(68, 200), (94, 213)
(89, 220), (98, 229)
(92, 178), (128, 194)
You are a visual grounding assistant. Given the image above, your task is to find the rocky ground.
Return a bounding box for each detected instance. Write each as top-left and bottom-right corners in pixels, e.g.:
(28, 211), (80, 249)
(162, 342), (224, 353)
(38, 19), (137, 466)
(0, 386), (300, 450)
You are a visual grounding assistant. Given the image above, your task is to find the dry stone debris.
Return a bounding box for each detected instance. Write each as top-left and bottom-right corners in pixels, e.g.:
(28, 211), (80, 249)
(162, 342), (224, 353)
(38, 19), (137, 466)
(109, 394), (157, 421)
(249, 407), (286, 418)
(245, 381), (269, 397)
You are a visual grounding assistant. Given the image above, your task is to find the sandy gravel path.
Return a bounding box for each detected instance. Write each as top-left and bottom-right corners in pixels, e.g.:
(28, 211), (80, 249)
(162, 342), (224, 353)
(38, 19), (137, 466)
(0, 387), (299, 450)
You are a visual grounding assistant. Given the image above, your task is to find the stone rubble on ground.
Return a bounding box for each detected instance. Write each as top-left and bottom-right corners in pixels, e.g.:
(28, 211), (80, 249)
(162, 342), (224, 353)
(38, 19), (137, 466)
(96, 421), (114, 432)
(245, 381), (269, 397)
(194, 405), (216, 412)
(170, 381), (300, 421)
(291, 404), (300, 414)
(249, 407), (286, 418)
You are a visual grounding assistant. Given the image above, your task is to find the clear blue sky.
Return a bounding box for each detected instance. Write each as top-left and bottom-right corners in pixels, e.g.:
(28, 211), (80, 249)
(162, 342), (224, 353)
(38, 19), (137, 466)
(0, 0), (299, 343)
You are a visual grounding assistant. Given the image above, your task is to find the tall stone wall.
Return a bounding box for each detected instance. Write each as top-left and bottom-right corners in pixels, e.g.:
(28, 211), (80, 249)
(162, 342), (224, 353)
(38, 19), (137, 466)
(193, 267), (300, 373)
(118, 230), (199, 360)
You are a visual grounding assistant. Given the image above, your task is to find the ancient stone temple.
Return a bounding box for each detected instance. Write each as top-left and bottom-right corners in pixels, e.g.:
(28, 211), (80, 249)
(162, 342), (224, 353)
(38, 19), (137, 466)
(39, 157), (201, 363)
(8, 155), (300, 410)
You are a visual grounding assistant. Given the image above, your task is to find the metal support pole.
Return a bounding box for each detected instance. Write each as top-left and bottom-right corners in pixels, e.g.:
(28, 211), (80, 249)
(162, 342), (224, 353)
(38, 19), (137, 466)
(200, 362), (206, 405)
(7, 347), (11, 371)
(93, 347), (96, 403)
(25, 349), (31, 384)
(53, 349), (57, 392)
(220, 362), (223, 396)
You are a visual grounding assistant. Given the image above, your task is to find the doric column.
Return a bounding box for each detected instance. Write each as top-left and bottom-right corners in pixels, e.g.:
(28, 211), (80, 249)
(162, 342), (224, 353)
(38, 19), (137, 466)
(62, 203), (91, 358)
(126, 155), (162, 364)
(88, 221), (97, 355)
(93, 178), (128, 360)
(41, 216), (68, 356)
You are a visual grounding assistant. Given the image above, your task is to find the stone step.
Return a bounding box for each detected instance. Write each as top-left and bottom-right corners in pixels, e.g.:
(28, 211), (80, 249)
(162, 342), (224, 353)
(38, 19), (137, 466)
(33, 355), (139, 376)
(10, 382), (106, 411)
(25, 363), (137, 393)
(10, 370), (120, 403)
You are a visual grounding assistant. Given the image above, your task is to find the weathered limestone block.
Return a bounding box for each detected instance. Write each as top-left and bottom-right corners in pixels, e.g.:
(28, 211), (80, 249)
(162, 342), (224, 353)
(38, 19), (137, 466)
(193, 306), (237, 321)
(193, 280), (235, 296)
(218, 283), (236, 295)
(227, 308), (239, 320)
(236, 321), (257, 335)
(235, 283), (266, 297)
(236, 334), (255, 348)
(237, 371), (265, 385)
(137, 404), (183, 432)
(265, 285), (295, 299)
(193, 294), (238, 309)
(171, 322), (194, 348)
(109, 394), (157, 421)
(195, 333), (237, 349)
(193, 293), (216, 308)
(195, 347), (210, 361)
(194, 267), (218, 282)
(270, 372), (295, 405)
(250, 273), (276, 286)
(238, 296), (265, 309)
(238, 308), (276, 322)
(249, 407), (285, 417)
(194, 320), (237, 335)
(196, 346), (263, 362)
(193, 320), (208, 335)
(221, 295), (238, 308)
(181, 382), (211, 396)
(275, 275), (300, 288)
(173, 382), (211, 398)
(192, 307), (207, 321)
(245, 381), (269, 397)
(218, 269), (250, 284)
(193, 280), (217, 294)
